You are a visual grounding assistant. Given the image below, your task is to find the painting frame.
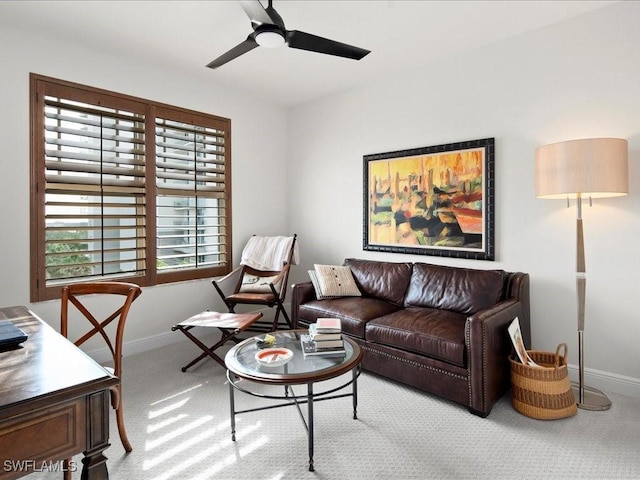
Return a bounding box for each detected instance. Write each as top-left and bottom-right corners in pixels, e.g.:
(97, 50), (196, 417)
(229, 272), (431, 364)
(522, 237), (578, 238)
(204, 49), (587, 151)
(363, 137), (495, 261)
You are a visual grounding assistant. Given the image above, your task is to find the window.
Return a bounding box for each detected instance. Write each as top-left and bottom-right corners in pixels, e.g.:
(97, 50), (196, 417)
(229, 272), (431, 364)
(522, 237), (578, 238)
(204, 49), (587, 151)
(30, 74), (231, 301)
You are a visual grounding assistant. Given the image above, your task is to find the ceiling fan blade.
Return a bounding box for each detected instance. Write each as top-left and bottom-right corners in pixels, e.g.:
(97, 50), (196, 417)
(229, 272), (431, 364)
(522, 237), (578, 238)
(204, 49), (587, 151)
(206, 35), (259, 69)
(239, 1), (276, 27)
(286, 30), (370, 60)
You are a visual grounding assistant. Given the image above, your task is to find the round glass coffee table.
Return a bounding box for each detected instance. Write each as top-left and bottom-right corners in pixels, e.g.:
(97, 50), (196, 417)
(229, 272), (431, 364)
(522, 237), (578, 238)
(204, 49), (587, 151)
(224, 329), (362, 472)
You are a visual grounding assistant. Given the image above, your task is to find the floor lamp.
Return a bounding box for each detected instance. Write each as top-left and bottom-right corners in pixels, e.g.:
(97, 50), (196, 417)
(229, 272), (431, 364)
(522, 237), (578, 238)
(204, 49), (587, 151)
(535, 137), (628, 411)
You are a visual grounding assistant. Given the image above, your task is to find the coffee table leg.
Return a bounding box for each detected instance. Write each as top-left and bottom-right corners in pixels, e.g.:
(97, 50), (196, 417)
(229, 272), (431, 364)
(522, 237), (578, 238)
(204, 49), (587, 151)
(352, 367), (358, 419)
(229, 373), (236, 441)
(307, 383), (314, 472)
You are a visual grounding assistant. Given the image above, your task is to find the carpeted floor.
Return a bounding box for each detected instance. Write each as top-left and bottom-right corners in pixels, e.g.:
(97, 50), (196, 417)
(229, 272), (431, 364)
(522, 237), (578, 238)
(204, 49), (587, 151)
(28, 338), (640, 480)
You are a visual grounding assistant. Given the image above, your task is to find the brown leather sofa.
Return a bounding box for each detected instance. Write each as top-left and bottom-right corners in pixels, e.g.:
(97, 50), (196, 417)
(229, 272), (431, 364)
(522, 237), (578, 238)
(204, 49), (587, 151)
(291, 258), (530, 417)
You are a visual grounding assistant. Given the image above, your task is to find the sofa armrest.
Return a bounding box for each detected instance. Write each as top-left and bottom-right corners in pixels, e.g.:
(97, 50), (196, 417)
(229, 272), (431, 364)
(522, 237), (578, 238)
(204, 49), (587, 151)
(291, 281), (317, 329)
(506, 272), (530, 347)
(465, 299), (524, 416)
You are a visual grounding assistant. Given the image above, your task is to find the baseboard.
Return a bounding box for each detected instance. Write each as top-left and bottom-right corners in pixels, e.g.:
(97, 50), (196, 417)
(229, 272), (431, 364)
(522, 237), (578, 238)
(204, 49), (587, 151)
(87, 329), (189, 364)
(567, 364), (640, 399)
(85, 305), (280, 365)
(84, 308), (640, 400)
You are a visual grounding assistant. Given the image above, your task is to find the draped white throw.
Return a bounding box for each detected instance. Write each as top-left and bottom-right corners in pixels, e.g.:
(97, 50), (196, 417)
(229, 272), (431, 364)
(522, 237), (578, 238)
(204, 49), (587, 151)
(240, 236), (299, 271)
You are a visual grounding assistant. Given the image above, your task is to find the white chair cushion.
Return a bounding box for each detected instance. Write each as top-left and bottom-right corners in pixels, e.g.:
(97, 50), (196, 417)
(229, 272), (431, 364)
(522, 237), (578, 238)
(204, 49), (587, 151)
(238, 274), (279, 293)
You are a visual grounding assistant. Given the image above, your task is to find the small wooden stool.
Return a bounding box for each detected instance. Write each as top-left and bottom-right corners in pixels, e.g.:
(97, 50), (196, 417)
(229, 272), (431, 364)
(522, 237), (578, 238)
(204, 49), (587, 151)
(172, 311), (263, 371)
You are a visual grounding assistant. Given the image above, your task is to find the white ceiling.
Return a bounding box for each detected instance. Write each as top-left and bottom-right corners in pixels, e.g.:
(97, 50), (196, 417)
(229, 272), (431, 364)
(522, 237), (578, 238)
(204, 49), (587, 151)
(3, 1), (617, 108)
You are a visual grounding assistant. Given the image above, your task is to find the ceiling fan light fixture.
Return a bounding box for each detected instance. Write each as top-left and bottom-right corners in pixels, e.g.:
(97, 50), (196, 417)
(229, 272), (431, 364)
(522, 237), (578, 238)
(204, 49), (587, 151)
(255, 29), (285, 48)
(206, 1), (370, 69)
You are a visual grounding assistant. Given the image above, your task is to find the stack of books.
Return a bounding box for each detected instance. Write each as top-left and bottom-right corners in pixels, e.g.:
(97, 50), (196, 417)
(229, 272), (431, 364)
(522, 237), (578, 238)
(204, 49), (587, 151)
(301, 318), (346, 357)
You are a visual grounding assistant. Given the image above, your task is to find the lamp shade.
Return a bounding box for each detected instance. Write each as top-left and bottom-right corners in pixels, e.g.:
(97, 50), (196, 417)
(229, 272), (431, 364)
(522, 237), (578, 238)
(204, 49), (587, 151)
(535, 138), (628, 199)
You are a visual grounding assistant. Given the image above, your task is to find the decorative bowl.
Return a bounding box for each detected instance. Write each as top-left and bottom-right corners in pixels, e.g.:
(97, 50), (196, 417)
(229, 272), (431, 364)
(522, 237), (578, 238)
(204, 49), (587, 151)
(255, 347), (293, 367)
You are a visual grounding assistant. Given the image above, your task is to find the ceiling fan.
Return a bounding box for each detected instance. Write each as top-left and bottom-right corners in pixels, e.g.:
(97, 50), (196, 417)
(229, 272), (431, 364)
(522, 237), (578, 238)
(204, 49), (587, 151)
(206, 0), (371, 69)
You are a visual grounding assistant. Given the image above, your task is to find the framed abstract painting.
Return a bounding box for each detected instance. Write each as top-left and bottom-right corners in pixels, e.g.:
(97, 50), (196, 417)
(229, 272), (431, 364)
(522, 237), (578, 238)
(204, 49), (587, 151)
(363, 137), (495, 260)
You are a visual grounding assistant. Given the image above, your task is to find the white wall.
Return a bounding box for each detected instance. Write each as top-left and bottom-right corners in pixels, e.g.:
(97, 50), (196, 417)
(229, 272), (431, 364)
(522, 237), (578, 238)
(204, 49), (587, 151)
(288, 2), (640, 396)
(1, 2), (638, 398)
(0, 21), (289, 350)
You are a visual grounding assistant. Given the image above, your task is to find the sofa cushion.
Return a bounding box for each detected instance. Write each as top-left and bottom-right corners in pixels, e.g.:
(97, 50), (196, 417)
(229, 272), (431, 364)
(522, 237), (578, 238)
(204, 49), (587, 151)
(309, 265), (361, 299)
(344, 258), (412, 306)
(298, 297), (402, 339)
(404, 263), (506, 315)
(365, 307), (468, 367)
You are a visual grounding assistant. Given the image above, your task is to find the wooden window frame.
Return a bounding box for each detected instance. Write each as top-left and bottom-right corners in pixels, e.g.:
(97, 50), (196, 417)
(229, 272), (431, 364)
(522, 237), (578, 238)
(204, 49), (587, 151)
(30, 74), (232, 302)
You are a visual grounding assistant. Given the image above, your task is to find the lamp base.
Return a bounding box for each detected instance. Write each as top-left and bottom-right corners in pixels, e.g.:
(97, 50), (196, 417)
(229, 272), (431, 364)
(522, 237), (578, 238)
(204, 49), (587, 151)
(571, 382), (612, 411)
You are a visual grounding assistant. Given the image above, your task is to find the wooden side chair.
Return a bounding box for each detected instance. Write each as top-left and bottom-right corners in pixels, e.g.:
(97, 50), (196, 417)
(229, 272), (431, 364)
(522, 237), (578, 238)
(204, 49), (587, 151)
(212, 234), (298, 332)
(60, 281), (142, 455)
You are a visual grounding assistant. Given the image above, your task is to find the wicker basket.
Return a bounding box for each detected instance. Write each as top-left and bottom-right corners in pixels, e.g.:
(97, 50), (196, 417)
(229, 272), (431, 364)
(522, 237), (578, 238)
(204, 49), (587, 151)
(509, 343), (577, 420)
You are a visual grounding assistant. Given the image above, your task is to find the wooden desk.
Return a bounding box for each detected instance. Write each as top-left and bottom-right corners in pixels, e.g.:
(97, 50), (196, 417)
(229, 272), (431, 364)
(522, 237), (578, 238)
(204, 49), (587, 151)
(0, 306), (118, 479)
